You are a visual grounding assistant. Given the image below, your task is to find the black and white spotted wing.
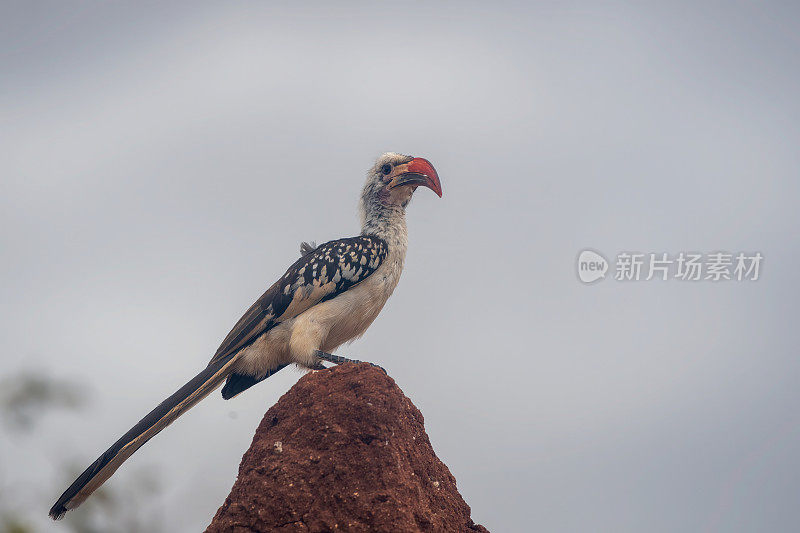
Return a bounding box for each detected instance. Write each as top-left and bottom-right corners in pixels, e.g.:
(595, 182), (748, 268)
(208, 235), (388, 366)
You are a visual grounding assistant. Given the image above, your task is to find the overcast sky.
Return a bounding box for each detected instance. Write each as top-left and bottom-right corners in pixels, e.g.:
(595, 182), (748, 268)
(2, 1), (800, 531)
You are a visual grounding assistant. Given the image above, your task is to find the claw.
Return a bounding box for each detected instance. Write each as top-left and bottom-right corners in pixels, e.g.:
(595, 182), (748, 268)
(369, 363), (387, 375)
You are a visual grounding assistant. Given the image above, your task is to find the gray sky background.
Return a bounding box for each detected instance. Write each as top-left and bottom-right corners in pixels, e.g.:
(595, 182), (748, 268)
(2, 1), (799, 531)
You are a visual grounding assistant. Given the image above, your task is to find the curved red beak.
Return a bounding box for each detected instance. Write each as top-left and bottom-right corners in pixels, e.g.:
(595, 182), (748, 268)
(390, 157), (443, 198)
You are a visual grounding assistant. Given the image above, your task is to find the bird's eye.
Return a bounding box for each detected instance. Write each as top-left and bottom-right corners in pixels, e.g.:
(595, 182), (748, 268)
(380, 164), (392, 175)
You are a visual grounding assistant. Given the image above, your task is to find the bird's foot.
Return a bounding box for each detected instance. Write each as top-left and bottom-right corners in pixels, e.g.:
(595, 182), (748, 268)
(364, 362), (388, 375)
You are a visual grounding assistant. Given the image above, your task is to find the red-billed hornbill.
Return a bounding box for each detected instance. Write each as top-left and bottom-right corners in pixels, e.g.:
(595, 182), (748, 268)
(49, 152), (441, 519)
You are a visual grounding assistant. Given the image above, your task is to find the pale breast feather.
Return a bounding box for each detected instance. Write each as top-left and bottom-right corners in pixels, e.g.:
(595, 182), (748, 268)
(208, 235), (387, 365)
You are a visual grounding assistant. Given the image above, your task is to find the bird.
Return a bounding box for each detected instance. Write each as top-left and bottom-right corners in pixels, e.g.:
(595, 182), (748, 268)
(49, 152), (442, 520)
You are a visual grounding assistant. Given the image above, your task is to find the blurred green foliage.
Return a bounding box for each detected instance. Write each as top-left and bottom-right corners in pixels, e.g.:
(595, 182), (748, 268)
(0, 372), (84, 431)
(0, 371), (163, 533)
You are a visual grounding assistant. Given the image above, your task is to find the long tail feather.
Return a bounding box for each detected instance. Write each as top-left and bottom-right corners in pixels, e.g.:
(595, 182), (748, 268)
(49, 353), (239, 520)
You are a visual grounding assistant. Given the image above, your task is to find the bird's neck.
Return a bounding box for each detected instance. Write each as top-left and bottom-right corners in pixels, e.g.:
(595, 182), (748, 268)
(360, 202), (408, 298)
(361, 203), (409, 255)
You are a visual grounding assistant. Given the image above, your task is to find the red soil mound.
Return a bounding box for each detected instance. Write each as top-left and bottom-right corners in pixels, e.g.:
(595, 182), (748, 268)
(206, 363), (488, 532)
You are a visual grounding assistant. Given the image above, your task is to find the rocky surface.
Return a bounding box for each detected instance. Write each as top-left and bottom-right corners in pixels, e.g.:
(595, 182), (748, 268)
(206, 363), (487, 532)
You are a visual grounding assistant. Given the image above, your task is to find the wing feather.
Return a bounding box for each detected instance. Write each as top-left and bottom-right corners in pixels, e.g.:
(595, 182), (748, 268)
(208, 235), (387, 365)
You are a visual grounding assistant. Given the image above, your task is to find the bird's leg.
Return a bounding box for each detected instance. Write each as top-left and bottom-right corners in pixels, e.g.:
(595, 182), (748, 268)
(313, 350), (386, 374)
(314, 349), (359, 365)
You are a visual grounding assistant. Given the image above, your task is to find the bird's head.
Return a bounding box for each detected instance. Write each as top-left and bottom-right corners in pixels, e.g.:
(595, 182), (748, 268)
(361, 152), (442, 212)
